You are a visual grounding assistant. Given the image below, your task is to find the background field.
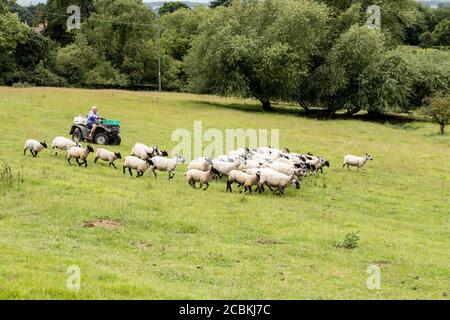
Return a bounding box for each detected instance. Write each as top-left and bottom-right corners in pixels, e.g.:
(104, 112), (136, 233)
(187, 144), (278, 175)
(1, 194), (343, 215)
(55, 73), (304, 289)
(0, 87), (449, 299)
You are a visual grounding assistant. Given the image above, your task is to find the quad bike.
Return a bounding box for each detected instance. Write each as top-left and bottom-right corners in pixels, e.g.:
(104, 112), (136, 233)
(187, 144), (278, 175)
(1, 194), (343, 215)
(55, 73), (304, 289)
(70, 117), (122, 146)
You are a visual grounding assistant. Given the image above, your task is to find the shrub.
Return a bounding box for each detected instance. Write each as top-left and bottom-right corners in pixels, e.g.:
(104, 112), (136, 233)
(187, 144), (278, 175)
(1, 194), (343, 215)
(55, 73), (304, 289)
(333, 231), (360, 249)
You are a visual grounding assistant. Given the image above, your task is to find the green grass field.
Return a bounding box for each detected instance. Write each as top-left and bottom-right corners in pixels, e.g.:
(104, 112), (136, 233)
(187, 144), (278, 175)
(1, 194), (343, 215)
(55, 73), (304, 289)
(0, 87), (449, 300)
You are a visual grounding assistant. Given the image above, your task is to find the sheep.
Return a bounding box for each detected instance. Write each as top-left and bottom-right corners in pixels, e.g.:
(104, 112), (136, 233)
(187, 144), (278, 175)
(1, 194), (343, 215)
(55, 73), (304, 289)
(246, 168), (300, 195)
(51, 137), (81, 156)
(212, 159), (241, 177)
(23, 139), (47, 158)
(229, 148), (253, 159)
(263, 161), (302, 178)
(131, 143), (162, 160)
(226, 170), (261, 193)
(123, 156), (154, 177)
(238, 159), (265, 171)
(67, 145), (94, 167)
(184, 166), (220, 191)
(94, 148), (122, 169)
(188, 157), (213, 171)
(343, 154), (373, 171)
(315, 158), (330, 173)
(150, 154), (185, 179)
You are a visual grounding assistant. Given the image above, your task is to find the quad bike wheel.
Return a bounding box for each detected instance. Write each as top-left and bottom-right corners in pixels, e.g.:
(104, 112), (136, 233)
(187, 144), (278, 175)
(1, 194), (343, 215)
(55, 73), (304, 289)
(95, 133), (109, 145)
(72, 128), (83, 143)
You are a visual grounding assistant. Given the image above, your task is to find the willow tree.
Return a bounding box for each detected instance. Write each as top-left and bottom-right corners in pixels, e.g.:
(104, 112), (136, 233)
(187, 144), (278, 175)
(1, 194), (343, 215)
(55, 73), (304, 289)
(186, 0), (329, 111)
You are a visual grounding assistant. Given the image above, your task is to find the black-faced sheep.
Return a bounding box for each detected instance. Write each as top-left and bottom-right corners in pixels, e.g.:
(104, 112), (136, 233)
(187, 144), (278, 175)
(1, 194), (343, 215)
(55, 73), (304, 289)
(226, 170), (261, 193)
(150, 154), (185, 179)
(184, 166), (220, 191)
(23, 139), (48, 158)
(94, 148), (122, 169)
(67, 145), (94, 167)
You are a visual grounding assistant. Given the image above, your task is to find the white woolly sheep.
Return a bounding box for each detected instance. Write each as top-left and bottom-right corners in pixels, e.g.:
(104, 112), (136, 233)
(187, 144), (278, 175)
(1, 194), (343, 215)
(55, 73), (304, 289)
(246, 168), (300, 195)
(123, 156), (155, 177)
(343, 154), (373, 171)
(188, 157), (213, 171)
(23, 139), (47, 158)
(238, 159), (265, 171)
(94, 148), (122, 169)
(226, 170), (261, 193)
(212, 159), (241, 177)
(184, 166), (220, 191)
(51, 137), (81, 156)
(67, 145), (94, 167)
(263, 161), (301, 178)
(150, 154), (185, 179)
(131, 143), (162, 160)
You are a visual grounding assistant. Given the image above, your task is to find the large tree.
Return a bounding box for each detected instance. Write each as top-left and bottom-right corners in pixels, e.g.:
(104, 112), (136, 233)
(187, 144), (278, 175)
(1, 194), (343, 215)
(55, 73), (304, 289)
(186, 0), (329, 111)
(423, 93), (450, 135)
(319, 0), (422, 44)
(0, 0), (29, 83)
(158, 7), (207, 90)
(319, 25), (386, 114)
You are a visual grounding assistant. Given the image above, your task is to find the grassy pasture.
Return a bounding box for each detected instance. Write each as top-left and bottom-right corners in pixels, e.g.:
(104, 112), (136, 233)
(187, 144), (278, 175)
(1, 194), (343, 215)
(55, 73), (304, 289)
(0, 87), (449, 299)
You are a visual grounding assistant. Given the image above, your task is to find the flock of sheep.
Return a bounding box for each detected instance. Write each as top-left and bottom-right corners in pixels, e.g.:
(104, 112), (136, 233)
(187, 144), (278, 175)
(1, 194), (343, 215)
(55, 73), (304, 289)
(23, 138), (373, 195)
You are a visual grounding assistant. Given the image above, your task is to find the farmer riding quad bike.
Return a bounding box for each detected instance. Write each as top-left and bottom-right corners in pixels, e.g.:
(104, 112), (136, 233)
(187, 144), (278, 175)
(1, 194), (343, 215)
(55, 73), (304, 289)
(70, 116), (122, 145)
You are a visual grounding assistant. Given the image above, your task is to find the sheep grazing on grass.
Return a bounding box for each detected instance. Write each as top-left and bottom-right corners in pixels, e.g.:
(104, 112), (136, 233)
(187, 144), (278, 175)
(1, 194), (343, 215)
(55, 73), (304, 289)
(188, 157), (213, 171)
(23, 140), (48, 158)
(184, 166), (220, 191)
(123, 156), (154, 177)
(51, 137), (81, 156)
(150, 154), (185, 179)
(131, 143), (163, 160)
(67, 145), (94, 167)
(94, 148), (122, 169)
(226, 170), (261, 194)
(343, 154), (373, 171)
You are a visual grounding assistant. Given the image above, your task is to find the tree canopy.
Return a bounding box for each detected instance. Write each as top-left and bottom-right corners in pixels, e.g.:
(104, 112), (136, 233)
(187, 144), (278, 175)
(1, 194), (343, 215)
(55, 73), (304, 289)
(1, 0), (450, 120)
(158, 1), (190, 16)
(187, 0), (329, 111)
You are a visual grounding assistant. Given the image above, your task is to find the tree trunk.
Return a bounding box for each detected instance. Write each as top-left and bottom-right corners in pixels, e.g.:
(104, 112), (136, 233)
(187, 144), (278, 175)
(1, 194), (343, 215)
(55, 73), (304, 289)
(260, 98), (273, 112)
(440, 123), (445, 135)
(298, 101), (310, 112)
(347, 107), (361, 116)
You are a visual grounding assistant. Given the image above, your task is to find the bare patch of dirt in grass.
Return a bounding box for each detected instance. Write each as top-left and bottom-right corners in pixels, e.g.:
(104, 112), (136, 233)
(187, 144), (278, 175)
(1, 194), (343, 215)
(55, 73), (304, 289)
(82, 219), (120, 229)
